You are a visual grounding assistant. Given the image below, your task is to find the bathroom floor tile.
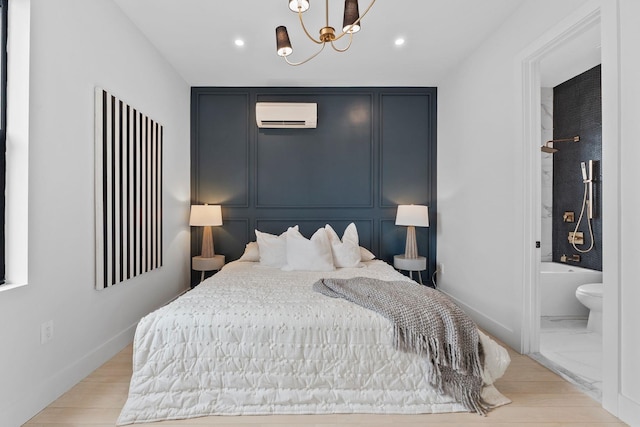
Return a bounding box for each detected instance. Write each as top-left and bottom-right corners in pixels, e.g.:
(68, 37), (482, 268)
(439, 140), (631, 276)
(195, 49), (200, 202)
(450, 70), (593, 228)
(540, 315), (589, 331)
(541, 330), (602, 353)
(540, 350), (601, 381)
(537, 316), (602, 400)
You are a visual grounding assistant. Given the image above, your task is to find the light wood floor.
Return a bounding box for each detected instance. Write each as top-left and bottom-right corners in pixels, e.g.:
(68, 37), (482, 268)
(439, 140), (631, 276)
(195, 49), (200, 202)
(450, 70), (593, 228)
(23, 341), (628, 427)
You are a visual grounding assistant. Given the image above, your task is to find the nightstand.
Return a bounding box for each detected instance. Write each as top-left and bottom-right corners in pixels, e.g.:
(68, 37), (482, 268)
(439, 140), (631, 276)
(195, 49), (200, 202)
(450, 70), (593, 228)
(192, 255), (225, 283)
(394, 255), (427, 285)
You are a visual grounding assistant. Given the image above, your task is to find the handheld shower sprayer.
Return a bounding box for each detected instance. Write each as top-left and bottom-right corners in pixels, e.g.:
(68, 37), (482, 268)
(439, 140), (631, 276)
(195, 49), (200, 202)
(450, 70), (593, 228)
(571, 160), (595, 253)
(583, 160), (594, 220)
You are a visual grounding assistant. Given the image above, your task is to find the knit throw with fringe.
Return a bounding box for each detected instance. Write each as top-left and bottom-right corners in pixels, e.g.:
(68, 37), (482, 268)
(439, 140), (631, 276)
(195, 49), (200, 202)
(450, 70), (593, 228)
(313, 277), (489, 415)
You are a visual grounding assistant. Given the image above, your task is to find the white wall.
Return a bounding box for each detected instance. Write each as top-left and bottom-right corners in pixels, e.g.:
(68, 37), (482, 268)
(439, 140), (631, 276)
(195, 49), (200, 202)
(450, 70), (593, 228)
(0, 1), (191, 426)
(439, 0), (640, 424)
(437, 0), (589, 349)
(617, 0), (640, 423)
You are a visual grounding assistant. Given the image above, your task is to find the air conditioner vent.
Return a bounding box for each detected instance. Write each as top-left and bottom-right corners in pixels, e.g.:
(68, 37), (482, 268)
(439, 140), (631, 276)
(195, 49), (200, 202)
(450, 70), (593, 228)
(261, 120), (306, 126)
(256, 102), (317, 128)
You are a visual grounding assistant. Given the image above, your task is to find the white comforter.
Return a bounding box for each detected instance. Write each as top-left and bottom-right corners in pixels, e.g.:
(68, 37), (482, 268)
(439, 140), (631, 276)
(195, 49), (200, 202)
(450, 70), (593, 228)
(117, 260), (510, 425)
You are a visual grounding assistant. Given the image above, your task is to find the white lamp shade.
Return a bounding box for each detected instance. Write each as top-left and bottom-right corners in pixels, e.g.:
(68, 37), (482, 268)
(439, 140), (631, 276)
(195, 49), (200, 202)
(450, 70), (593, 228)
(395, 205), (429, 227)
(189, 204), (222, 226)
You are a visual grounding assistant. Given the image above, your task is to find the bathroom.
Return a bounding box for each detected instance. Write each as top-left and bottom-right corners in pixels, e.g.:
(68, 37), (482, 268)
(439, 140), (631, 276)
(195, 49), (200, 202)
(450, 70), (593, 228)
(537, 58), (603, 400)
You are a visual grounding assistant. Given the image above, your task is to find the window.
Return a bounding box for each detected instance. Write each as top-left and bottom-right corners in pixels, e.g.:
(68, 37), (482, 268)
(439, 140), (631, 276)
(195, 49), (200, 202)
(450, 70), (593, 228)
(1, 0), (7, 284)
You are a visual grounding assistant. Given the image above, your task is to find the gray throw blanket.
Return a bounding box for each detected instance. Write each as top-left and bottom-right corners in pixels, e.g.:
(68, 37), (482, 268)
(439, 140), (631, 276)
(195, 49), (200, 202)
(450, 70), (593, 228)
(313, 277), (489, 415)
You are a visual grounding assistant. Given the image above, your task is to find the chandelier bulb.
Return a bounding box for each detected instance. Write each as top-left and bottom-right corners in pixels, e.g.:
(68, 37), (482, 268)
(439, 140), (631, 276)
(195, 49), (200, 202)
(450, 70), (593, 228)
(289, 0), (310, 13)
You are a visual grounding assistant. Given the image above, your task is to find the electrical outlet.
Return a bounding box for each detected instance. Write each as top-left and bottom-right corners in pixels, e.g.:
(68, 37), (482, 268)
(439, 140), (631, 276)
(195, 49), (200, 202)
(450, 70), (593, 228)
(436, 263), (444, 274)
(41, 320), (53, 344)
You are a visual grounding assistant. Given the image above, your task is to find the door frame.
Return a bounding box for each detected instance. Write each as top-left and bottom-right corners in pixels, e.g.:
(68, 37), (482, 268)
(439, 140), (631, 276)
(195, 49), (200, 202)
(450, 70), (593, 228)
(517, 0), (621, 416)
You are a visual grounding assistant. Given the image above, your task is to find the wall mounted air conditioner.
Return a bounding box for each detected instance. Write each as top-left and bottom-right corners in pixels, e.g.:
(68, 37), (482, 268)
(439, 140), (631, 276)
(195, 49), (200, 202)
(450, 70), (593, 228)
(256, 102), (317, 128)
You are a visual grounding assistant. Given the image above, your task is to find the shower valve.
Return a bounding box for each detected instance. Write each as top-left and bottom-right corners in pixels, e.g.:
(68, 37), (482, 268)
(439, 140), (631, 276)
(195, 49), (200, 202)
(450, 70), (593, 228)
(568, 231), (585, 245)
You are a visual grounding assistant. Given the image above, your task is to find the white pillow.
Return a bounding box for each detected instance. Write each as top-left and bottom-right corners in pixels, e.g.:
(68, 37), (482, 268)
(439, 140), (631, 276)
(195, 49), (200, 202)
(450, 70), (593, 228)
(238, 242), (260, 262)
(255, 226), (298, 268)
(325, 223), (362, 268)
(360, 246), (376, 261)
(283, 227), (335, 271)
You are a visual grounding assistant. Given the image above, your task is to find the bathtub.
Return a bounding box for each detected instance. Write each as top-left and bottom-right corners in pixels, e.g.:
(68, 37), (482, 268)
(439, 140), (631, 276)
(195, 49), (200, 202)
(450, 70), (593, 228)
(540, 262), (603, 317)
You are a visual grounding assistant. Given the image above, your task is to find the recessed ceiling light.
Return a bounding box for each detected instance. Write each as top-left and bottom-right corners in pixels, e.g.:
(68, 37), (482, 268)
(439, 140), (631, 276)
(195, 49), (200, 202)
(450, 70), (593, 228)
(234, 39), (245, 47)
(394, 38), (405, 46)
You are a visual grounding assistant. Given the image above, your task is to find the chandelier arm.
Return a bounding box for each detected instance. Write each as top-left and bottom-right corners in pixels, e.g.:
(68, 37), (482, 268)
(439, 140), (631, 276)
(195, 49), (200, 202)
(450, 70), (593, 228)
(284, 42), (326, 66)
(330, 32), (353, 52)
(334, 0), (377, 41)
(298, 8), (323, 44)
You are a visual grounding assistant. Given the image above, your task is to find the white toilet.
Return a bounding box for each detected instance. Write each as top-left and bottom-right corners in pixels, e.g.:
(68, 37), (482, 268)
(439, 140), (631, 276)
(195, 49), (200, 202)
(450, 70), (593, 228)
(575, 283), (603, 333)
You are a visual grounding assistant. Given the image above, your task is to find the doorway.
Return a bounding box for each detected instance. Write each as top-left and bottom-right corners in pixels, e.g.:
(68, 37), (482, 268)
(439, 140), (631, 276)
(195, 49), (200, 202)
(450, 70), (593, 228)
(535, 62), (603, 400)
(521, 6), (617, 404)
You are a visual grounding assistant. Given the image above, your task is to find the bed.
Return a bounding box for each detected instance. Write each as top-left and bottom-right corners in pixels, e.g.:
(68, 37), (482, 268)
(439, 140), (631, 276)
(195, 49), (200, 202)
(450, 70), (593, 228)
(117, 244), (511, 425)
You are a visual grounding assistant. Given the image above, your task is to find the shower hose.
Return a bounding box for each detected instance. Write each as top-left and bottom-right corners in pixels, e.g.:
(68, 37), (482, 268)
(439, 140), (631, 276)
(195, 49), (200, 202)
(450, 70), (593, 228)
(571, 181), (594, 253)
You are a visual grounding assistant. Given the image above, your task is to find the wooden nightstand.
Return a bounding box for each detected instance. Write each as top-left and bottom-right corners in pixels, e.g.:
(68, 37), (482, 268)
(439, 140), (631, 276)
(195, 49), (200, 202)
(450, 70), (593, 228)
(394, 255), (427, 285)
(192, 255), (225, 283)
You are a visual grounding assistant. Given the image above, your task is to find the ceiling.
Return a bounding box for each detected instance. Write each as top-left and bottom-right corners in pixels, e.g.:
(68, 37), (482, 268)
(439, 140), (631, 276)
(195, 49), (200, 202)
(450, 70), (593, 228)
(113, 0), (528, 87)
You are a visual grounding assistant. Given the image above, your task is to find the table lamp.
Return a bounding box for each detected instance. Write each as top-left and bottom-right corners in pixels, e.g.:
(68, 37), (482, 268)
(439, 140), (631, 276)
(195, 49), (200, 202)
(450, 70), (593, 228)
(395, 205), (429, 259)
(189, 204), (222, 258)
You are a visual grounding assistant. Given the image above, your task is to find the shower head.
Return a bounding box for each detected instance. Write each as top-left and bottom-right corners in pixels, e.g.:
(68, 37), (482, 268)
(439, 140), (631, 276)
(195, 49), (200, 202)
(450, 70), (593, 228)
(541, 141), (558, 153)
(540, 136), (580, 154)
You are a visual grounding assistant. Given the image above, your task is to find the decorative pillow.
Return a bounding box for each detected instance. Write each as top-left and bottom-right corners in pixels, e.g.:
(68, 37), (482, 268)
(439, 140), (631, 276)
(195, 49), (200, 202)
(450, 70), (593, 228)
(238, 242), (260, 262)
(325, 223), (362, 268)
(360, 246), (376, 261)
(283, 227), (335, 271)
(255, 226), (298, 268)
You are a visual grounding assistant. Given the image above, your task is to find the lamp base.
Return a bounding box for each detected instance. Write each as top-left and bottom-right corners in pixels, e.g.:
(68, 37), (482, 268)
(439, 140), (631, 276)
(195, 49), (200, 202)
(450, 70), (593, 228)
(404, 226), (418, 259)
(201, 226), (216, 258)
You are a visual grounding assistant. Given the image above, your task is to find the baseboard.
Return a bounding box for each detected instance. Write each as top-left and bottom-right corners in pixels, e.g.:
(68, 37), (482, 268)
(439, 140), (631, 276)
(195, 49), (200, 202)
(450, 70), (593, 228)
(3, 289), (188, 427)
(1, 322), (136, 427)
(440, 290), (519, 351)
(619, 393), (640, 427)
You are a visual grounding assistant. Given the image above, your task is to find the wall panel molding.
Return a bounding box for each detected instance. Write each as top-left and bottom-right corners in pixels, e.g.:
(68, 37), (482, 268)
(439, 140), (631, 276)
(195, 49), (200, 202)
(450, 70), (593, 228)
(191, 87), (437, 284)
(192, 91), (250, 208)
(380, 92), (435, 208)
(255, 92), (374, 208)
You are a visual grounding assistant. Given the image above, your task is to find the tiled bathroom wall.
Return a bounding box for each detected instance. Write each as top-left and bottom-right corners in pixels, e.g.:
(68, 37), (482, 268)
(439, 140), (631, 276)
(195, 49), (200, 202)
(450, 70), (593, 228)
(552, 65), (602, 271)
(541, 87), (554, 262)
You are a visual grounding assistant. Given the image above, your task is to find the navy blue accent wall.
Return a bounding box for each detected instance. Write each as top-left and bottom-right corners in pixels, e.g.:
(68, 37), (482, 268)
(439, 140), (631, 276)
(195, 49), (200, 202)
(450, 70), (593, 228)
(552, 65), (602, 270)
(191, 87), (437, 284)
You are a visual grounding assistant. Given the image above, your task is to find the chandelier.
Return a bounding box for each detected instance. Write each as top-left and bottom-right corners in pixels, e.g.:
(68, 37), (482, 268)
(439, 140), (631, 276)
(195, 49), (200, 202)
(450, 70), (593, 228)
(275, 0), (377, 66)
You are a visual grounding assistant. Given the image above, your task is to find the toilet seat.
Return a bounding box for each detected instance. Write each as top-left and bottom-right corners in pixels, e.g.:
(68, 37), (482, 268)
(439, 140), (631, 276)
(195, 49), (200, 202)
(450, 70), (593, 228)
(576, 283), (603, 297)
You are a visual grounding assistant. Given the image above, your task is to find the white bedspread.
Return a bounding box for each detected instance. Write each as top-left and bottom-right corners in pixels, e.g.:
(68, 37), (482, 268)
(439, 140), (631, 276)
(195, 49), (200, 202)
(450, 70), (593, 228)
(117, 260), (510, 425)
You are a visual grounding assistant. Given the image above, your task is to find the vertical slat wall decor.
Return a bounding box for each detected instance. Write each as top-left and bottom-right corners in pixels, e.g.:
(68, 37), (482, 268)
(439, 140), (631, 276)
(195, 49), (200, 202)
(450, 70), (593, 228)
(95, 88), (163, 290)
(191, 87), (437, 287)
